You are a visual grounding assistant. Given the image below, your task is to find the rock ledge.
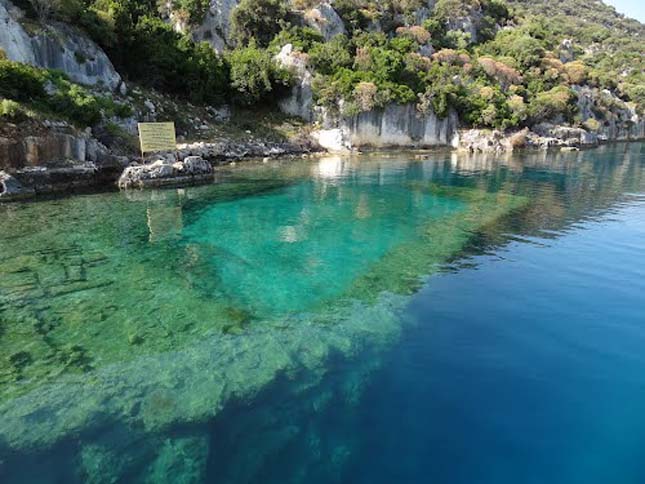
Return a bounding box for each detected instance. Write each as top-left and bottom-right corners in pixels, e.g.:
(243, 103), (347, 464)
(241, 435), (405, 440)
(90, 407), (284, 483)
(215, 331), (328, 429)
(118, 156), (213, 190)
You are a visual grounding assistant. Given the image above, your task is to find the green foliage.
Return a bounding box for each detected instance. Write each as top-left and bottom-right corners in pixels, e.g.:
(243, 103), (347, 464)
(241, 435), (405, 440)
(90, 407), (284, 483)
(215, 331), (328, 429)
(528, 85), (576, 123)
(231, 0), (294, 47)
(479, 29), (546, 69)
(109, 15), (229, 105)
(172, 0), (210, 24)
(3, 0), (640, 130)
(0, 99), (26, 121)
(0, 60), (46, 101)
(268, 26), (324, 54)
(308, 35), (353, 75)
(0, 60), (131, 126)
(227, 40), (292, 105)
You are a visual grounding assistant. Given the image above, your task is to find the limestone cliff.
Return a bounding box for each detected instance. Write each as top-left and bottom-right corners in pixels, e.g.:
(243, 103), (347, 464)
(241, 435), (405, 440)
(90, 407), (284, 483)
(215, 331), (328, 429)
(0, 0), (123, 91)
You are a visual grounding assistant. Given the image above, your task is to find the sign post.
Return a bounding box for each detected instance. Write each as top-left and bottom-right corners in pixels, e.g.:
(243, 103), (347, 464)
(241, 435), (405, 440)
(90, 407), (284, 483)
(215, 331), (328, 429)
(138, 122), (177, 161)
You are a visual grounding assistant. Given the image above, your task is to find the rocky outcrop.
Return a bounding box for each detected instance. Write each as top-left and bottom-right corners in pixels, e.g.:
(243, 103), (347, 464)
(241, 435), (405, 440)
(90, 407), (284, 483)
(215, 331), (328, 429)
(0, 170), (33, 200)
(174, 0), (239, 52)
(343, 104), (458, 148)
(274, 44), (314, 121)
(0, 123), (112, 170)
(1, 161), (126, 200)
(574, 86), (645, 141)
(176, 138), (312, 161)
(457, 124), (604, 153)
(0, 120), (127, 200)
(531, 123), (598, 147)
(311, 128), (351, 152)
(0, 0), (33, 62)
(0, 0), (123, 91)
(118, 156), (213, 189)
(312, 104), (458, 150)
(303, 2), (346, 40)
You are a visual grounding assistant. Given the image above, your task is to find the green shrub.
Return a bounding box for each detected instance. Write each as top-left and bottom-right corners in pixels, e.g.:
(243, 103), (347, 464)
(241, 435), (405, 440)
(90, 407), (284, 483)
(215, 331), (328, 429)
(0, 60), (46, 102)
(172, 0), (210, 24)
(110, 16), (229, 105)
(479, 29), (546, 70)
(227, 40), (292, 105)
(528, 85), (576, 123)
(231, 0), (294, 47)
(0, 99), (26, 121)
(308, 35), (353, 75)
(268, 27), (324, 54)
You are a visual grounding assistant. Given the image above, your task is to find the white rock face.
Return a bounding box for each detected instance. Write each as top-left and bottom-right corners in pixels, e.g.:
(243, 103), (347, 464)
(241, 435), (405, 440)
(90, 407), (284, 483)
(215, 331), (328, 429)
(0, 0), (36, 64)
(311, 128), (351, 152)
(0, 0), (123, 90)
(304, 2), (346, 40)
(343, 104), (458, 148)
(274, 44), (314, 121)
(184, 0), (239, 52)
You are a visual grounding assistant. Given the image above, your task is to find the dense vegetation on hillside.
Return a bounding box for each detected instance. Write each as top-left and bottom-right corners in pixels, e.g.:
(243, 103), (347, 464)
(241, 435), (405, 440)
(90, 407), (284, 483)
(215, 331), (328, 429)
(1, 0), (643, 131)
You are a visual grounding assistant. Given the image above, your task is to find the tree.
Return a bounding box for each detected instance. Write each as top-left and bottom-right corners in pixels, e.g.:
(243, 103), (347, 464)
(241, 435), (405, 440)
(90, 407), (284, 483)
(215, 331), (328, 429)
(29, 0), (60, 20)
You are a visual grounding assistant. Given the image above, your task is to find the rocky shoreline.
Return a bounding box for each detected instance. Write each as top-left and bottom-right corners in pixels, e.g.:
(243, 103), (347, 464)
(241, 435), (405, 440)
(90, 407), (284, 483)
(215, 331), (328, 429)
(0, 137), (315, 201)
(2, 131), (644, 202)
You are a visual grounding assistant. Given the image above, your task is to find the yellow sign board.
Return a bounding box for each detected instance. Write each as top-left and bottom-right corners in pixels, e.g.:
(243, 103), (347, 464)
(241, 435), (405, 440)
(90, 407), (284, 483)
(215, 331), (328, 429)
(138, 122), (177, 154)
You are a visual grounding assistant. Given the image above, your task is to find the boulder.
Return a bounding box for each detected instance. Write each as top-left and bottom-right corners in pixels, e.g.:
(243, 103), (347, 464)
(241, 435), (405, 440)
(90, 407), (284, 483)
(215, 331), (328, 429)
(118, 157), (213, 190)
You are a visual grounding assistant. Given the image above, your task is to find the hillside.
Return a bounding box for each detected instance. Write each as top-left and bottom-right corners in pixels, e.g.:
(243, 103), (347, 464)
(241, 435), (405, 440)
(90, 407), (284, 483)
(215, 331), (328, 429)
(1, 0), (644, 185)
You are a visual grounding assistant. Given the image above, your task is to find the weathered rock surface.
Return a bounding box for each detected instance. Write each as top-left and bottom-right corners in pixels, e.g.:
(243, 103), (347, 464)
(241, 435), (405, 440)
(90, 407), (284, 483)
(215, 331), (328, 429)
(175, 138), (312, 161)
(310, 128), (351, 153)
(343, 104), (458, 148)
(274, 44), (314, 121)
(172, 0), (239, 52)
(456, 124), (620, 153)
(574, 86), (645, 141)
(0, 127), (112, 170)
(118, 157), (214, 189)
(1, 161), (126, 201)
(0, 0), (123, 90)
(304, 2), (346, 40)
(0, 170), (33, 200)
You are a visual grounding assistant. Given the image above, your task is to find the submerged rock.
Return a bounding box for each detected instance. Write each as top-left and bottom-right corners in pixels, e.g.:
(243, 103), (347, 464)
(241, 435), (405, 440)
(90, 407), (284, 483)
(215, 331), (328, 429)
(118, 156), (214, 190)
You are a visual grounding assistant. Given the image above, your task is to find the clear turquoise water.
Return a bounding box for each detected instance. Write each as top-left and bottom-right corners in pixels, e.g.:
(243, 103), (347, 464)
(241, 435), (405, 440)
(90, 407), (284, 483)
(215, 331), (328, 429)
(0, 143), (644, 483)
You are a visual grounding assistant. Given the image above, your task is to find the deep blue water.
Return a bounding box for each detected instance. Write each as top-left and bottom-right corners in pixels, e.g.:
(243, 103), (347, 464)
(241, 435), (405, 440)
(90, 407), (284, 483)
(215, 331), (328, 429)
(348, 188), (645, 483)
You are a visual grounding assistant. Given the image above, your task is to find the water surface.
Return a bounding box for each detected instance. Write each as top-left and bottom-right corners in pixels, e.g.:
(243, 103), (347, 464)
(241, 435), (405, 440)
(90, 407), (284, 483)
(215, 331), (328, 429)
(0, 143), (644, 483)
